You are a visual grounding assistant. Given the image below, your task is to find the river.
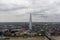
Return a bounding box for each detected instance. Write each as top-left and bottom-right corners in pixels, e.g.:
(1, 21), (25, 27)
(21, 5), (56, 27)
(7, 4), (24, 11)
(9, 36), (60, 40)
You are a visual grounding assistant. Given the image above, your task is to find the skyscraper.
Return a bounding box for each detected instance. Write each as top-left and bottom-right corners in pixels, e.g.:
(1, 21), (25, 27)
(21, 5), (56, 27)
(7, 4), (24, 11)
(29, 13), (32, 30)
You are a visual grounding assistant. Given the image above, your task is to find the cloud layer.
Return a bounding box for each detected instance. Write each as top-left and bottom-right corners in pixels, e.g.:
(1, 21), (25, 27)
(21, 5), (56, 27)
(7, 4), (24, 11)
(0, 0), (60, 22)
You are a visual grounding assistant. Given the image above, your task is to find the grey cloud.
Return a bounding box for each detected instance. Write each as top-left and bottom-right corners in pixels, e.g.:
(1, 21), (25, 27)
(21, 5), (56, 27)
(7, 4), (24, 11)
(0, 0), (60, 22)
(0, 4), (28, 11)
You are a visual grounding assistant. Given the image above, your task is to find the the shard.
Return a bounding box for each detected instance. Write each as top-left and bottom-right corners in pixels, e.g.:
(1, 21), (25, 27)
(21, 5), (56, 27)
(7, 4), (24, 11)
(29, 13), (32, 30)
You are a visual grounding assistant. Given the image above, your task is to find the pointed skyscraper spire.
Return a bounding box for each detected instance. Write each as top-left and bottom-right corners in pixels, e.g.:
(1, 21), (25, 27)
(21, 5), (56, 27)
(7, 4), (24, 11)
(29, 13), (32, 30)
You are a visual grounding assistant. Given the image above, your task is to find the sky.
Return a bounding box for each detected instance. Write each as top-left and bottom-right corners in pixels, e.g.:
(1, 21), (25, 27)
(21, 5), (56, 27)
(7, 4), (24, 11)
(0, 0), (60, 22)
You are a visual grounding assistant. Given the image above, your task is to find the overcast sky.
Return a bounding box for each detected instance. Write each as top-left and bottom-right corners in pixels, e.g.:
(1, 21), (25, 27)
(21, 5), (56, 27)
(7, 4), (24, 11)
(0, 0), (60, 22)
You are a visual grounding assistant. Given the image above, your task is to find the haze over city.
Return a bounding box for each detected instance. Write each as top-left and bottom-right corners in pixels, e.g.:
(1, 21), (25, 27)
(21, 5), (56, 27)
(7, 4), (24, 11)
(0, 0), (60, 22)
